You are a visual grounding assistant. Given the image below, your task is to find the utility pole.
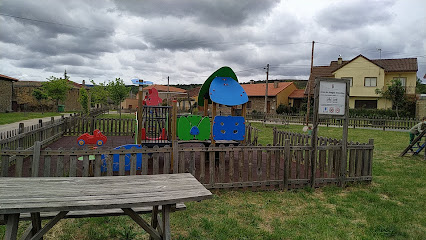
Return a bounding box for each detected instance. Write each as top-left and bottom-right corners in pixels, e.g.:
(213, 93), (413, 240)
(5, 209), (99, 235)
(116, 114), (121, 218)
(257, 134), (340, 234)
(306, 41), (315, 126)
(378, 48), (382, 59)
(264, 64), (270, 114)
(167, 76), (170, 106)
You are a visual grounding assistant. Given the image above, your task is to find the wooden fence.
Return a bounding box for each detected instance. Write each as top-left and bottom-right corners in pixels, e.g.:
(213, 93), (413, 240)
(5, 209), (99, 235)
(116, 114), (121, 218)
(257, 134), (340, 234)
(0, 108), (108, 150)
(247, 113), (419, 130)
(1, 134), (373, 189)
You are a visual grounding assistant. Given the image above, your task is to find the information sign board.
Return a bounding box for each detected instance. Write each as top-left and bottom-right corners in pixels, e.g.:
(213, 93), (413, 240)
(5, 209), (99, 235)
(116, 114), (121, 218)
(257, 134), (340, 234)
(318, 81), (346, 116)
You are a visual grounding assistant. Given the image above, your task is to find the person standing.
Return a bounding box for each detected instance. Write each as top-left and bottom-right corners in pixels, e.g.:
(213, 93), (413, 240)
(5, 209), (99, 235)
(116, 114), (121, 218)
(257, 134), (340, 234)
(409, 117), (426, 144)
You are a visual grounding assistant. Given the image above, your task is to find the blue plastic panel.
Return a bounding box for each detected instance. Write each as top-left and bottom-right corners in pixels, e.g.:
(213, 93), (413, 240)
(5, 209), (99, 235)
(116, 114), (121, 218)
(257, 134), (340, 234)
(212, 116), (245, 141)
(209, 77), (248, 106)
(101, 144), (142, 172)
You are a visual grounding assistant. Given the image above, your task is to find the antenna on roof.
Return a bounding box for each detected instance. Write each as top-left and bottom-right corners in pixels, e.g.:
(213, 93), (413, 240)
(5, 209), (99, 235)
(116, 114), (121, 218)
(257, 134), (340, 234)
(377, 48), (382, 59)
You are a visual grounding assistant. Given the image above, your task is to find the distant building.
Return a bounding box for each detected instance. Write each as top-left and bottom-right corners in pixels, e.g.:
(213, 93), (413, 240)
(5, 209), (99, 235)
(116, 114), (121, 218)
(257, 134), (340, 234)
(241, 81), (298, 113)
(306, 55), (418, 109)
(121, 84), (187, 109)
(0, 74), (19, 112)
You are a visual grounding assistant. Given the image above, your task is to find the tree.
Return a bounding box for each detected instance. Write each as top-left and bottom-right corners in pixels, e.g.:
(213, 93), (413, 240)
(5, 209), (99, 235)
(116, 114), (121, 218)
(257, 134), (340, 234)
(78, 87), (89, 115)
(32, 88), (48, 111)
(107, 78), (129, 118)
(416, 77), (426, 94)
(375, 78), (405, 118)
(90, 80), (109, 107)
(42, 75), (73, 112)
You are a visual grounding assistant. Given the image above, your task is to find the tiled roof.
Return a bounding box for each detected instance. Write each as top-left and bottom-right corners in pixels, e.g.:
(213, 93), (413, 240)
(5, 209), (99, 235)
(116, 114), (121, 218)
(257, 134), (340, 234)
(305, 55), (418, 95)
(242, 82), (293, 97)
(288, 89), (306, 99)
(186, 86), (201, 97)
(0, 74), (19, 81)
(144, 84), (186, 93)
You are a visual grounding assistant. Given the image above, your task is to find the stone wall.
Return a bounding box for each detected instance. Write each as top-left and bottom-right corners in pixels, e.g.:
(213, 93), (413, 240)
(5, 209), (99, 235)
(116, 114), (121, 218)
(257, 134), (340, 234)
(416, 95), (426, 119)
(0, 80), (13, 112)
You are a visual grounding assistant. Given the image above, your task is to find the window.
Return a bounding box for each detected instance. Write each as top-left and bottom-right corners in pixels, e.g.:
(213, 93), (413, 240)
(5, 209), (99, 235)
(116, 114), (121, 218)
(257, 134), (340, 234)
(342, 77), (353, 86)
(364, 77), (377, 87)
(355, 100), (377, 109)
(393, 77), (406, 88)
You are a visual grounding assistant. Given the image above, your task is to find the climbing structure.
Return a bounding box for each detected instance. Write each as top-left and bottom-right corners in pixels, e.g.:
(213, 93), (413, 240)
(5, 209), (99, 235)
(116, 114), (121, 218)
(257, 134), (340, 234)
(399, 129), (426, 156)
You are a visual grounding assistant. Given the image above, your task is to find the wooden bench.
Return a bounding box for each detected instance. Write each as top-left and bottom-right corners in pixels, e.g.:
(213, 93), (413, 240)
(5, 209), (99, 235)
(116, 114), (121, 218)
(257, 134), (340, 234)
(0, 203), (186, 225)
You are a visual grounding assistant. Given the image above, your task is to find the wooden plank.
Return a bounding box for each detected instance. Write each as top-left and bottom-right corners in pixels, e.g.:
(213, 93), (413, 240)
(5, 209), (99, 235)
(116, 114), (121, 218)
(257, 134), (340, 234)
(209, 146), (215, 185)
(228, 146), (234, 183)
(94, 154), (102, 177)
(122, 208), (161, 240)
(69, 153), (77, 177)
(83, 155), (89, 177)
(142, 150), (148, 175)
(44, 154), (52, 177)
(15, 153), (23, 178)
(153, 146), (159, 175)
(284, 140), (290, 190)
(130, 152), (136, 176)
(348, 148), (355, 177)
(238, 148), (243, 182)
(368, 139), (374, 176)
(1, 151), (9, 177)
(56, 148), (64, 177)
(247, 148), (253, 182)
(30, 211), (69, 240)
(106, 154), (113, 176)
(5, 213), (20, 240)
(179, 151), (185, 173)
(30, 212), (42, 239)
(189, 150), (195, 177)
(219, 145), (225, 183)
(32, 141), (41, 177)
(163, 148), (170, 174)
(266, 145), (271, 180)
(355, 148), (362, 177)
(161, 205), (171, 240)
(200, 150), (205, 182)
(304, 148), (310, 179)
(256, 145), (262, 182)
(119, 151), (125, 176)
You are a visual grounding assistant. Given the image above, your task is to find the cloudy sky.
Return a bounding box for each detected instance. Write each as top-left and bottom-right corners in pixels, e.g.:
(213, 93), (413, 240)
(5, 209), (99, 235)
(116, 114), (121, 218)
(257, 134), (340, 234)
(1, 0), (425, 85)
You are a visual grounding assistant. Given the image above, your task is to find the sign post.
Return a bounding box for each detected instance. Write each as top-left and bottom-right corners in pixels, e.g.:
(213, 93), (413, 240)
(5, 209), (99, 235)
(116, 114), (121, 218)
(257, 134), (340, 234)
(311, 78), (350, 188)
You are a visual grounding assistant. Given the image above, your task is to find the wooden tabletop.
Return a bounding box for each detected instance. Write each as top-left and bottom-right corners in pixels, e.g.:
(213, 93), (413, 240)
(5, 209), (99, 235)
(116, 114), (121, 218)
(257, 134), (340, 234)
(0, 173), (212, 215)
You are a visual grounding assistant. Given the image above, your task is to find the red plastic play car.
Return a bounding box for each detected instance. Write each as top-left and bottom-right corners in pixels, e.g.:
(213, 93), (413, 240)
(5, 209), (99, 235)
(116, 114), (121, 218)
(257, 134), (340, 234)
(77, 129), (107, 146)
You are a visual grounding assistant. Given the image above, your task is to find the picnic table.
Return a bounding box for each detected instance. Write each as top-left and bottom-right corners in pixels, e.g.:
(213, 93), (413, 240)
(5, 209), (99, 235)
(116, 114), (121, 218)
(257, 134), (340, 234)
(0, 173), (212, 240)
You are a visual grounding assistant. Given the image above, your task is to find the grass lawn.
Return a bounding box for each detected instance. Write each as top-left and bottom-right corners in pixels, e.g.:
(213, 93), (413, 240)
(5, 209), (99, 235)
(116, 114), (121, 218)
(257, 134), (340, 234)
(1, 122), (425, 239)
(0, 112), (62, 125)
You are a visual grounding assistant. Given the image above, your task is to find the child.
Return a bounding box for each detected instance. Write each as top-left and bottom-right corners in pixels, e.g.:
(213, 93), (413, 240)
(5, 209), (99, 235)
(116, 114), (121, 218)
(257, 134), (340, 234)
(409, 117), (426, 144)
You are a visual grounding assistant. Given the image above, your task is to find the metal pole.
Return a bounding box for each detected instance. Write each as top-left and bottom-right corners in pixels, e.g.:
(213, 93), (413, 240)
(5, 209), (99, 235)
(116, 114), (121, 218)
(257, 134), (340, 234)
(264, 64), (269, 114)
(306, 40), (315, 126)
(137, 79), (143, 144)
(167, 76), (170, 106)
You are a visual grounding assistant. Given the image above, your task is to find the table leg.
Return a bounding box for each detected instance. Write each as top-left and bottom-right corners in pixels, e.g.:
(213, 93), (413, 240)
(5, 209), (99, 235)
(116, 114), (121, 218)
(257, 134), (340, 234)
(150, 206), (159, 240)
(161, 205), (171, 240)
(31, 212), (42, 240)
(5, 213), (20, 240)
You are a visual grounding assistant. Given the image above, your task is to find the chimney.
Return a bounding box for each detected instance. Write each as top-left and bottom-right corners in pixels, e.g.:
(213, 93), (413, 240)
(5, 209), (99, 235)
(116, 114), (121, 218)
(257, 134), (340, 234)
(338, 55), (342, 65)
(250, 80), (255, 84)
(274, 81), (279, 88)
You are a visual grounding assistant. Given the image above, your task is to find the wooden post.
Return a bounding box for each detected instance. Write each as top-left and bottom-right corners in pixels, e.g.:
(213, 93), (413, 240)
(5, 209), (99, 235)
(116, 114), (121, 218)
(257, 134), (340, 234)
(310, 79), (319, 189)
(137, 79), (144, 144)
(39, 119), (43, 142)
(284, 139), (290, 190)
(242, 103), (247, 145)
(203, 98), (208, 117)
(211, 102), (217, 145)
(32, 141), (41, 177)
(339, 80), (350, 187)
(171, 100), (178, 172)
(18, 123), (24, 148)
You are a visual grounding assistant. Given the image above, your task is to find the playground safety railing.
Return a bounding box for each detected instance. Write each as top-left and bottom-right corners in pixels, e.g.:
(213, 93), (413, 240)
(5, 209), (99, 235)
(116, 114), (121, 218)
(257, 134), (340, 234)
(1, 135), (373, 190)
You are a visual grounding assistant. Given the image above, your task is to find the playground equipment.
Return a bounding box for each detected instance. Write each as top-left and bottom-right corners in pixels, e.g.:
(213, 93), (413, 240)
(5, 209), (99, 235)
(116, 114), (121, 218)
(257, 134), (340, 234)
(178, 115), (210, 140)
(400, 129), (426, 156)
(195, 66), (249, 143)
(143, 88), (163, 106)
(77, 129), (107, 146)
(101, 144), (143, 172)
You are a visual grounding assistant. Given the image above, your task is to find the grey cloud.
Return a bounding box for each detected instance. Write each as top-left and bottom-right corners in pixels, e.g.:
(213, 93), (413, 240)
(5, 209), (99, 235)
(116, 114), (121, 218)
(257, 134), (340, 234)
(114, 0), (280, 27)
(316, 0), (396, 31)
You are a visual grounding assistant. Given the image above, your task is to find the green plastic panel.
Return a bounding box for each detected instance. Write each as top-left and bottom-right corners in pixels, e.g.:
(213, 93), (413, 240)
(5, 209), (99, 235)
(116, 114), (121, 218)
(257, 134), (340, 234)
(177, 117), (192, 140)
(196, 117), (210, 140)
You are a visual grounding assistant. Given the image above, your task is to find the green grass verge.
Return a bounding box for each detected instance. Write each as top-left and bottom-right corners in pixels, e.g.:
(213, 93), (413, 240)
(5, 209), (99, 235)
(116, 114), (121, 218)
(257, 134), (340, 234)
(1, 122), (425, 239)
(0, 112), (62, 125)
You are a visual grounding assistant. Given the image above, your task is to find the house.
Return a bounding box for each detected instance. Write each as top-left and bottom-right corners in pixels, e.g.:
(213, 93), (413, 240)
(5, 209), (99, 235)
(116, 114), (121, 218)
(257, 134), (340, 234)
(288, 89), (306, 108)
(305, 55), (418, 109)
(241, 81), (298, 113)
(0, 74), (19, 112)
(13, 80), (86, 112)
(121, 84), (187, 109)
